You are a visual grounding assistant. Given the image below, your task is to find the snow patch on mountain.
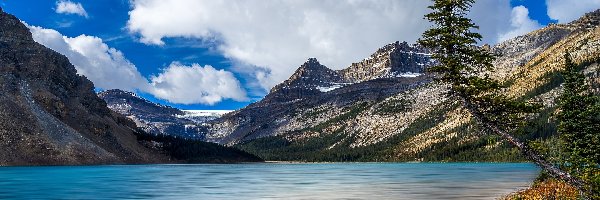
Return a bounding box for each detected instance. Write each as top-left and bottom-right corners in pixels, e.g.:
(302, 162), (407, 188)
(396, 72), (423, 78)
(316, 83), (352, 92)
(176, 110), (233, 123)
(179, 110), (232, 117)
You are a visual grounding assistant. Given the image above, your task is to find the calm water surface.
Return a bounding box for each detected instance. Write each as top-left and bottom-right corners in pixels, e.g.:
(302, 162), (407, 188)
(0, 163), (539, 200)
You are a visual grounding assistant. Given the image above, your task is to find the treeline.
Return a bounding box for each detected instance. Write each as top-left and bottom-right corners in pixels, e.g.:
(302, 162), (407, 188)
(236, 102), (528, 162)
(134, 131), (263, 163)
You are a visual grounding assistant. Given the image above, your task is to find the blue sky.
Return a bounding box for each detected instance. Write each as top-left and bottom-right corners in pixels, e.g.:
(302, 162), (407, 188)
(2, 0), (250, 110)
(2, 0), (597, 110)
(510, 0), (556, 24)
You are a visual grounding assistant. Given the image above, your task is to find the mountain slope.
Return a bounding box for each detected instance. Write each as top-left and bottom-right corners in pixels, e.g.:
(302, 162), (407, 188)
(0, 8), (167, 165)
(232, 10), (600, 162)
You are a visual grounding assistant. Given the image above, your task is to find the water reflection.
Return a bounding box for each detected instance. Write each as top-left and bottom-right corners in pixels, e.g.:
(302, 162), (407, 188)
(0, 163), (539, 200)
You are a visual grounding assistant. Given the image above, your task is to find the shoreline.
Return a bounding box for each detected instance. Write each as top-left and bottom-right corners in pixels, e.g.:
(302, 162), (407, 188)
(0, 161), (537, 167)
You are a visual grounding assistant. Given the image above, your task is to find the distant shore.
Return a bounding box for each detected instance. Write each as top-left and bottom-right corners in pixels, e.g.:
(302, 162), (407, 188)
(263, 161), (534, 164)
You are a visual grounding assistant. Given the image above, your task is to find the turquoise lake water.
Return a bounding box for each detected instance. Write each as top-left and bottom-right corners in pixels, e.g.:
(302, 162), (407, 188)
(0, 163), (539, 200)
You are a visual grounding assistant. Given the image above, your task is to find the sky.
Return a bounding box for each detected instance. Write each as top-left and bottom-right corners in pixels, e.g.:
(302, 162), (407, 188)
(2, 0), (599, 110)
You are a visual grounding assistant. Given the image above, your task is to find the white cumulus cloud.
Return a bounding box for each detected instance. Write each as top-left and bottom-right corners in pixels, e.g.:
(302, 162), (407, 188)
(150, 63), (248, 105)
(27, 24), (247, 105)
(546, 0), (600, 23)
(55, 0), (88, 18)
(497, 6), (543, 42)
(28, 25), (148, 92)
(126, 0), (522, 91)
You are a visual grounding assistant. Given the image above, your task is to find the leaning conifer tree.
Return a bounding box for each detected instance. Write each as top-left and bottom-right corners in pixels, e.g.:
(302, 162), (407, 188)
(418, 0), (588, 195)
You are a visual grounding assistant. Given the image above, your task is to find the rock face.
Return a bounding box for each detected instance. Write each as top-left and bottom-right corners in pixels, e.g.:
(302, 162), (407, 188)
(99, 89), (228, 140)
(0, 9), (167, 165)
(263, 58), (347, 104)
(339, 41), (431, 82)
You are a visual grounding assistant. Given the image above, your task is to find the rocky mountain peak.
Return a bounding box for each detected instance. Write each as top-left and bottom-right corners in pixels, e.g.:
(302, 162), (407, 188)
(289, 58), (340, 81)
(339, 41), (432, 83)
(377, 41), (409, 54)
(0, 8), (33, 42)
(292, 58), (325, 77)
(262, 58), (345, 104)
(305, 57), (320, 65)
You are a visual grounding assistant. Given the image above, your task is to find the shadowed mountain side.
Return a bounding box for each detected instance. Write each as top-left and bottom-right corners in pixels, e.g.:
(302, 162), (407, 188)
(0, 9), (168, 165)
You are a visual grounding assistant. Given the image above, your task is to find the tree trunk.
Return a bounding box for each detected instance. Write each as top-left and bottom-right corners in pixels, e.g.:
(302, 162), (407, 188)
(460, 98), (590, 198)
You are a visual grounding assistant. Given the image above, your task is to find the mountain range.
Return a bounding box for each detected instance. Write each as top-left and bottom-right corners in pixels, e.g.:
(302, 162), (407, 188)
(99, 89), (230, 140)
(99, 9), (600, 162)
(2, 7), (599, 164)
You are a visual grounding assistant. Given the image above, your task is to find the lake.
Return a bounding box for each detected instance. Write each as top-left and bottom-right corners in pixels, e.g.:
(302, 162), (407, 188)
(0, 163), (539, 200)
